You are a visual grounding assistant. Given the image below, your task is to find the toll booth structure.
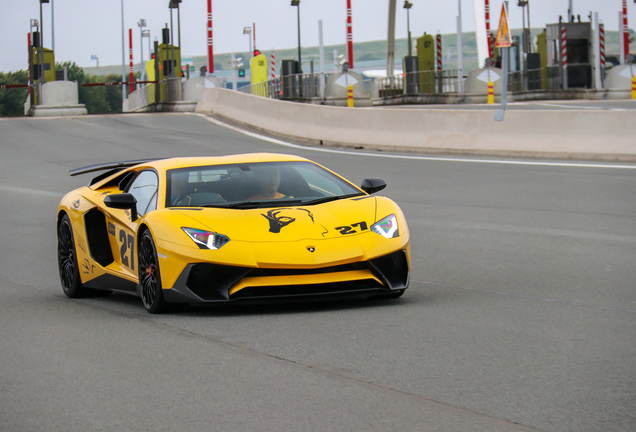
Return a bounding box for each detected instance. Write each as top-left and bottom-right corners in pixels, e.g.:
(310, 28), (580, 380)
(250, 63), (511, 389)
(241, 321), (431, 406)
(157, 43), (182, 101)
(280, 60), (299, 100)
(250, 54), (269, 97)
(29, 46), (56, 105)
(545, 22), (593, 89)
(416, 34), (436, 94)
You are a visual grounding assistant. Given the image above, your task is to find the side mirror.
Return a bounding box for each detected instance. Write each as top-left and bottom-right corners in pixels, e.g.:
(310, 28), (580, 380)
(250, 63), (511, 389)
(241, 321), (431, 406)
(360, 178), (387, 194)
(104, 193), (138, 221)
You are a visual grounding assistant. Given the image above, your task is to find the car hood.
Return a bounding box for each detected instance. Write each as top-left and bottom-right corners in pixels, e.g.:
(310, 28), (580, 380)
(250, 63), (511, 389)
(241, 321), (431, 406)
(171, 196), (377, 242)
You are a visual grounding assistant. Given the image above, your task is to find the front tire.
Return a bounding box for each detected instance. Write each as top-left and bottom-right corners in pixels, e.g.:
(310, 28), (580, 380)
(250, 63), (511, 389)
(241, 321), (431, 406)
(57, 214), (88, 298)
(138, 230), (167, 313)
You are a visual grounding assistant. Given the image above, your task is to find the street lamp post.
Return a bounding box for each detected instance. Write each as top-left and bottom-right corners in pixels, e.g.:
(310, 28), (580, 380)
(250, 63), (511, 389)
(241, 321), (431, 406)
(142, 30), (151, 61)
(291, 0), (302, 72)
(404, 1), (412, 57)
(168, 0), (182, 78)
(243, 26), (252, 55)
(137, 19), (147, 73)
(168, 0), (182, 47)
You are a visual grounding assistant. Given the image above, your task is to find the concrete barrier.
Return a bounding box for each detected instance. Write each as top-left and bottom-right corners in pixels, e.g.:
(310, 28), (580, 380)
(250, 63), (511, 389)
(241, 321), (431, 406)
(196, 88), (636, 161)
(29, 81), (87, 117)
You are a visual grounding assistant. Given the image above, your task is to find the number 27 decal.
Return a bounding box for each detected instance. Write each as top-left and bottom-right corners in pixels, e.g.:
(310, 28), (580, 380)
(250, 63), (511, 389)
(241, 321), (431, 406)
(119, 230), (135, 270)
(335, 221), (368, 235)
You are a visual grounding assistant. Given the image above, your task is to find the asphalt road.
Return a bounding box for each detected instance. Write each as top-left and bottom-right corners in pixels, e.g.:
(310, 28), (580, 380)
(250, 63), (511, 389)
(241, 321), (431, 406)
(1, 113), (634, 432)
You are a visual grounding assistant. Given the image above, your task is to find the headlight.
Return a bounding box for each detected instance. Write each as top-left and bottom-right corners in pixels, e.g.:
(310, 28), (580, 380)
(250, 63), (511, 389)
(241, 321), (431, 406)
(371, 214), (399, 239)
(182, 228), (230, 250)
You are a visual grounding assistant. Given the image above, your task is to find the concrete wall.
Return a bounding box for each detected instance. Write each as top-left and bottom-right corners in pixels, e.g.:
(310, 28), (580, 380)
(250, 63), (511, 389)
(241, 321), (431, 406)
(29, 81), (87, 117)
(196, 88), (636, 161)
(124, 76), (223, 112)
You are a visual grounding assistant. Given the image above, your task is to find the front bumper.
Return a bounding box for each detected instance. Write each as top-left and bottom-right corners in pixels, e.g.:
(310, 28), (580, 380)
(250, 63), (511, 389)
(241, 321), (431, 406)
(162, 249), (410, 304)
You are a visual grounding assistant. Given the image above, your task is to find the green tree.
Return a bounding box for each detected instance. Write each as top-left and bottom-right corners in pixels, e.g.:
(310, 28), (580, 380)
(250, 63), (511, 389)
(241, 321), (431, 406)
(0, 70), (29, 116)
(55, 61), (123, 114)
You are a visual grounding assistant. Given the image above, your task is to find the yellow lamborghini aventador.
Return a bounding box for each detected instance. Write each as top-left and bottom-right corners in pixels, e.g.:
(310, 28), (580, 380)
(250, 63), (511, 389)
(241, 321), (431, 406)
(57, 153), (410, 313)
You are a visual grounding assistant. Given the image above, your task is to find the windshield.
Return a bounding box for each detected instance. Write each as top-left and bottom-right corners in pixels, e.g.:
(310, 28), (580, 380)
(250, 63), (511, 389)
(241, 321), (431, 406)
(166, 161), (364, 208)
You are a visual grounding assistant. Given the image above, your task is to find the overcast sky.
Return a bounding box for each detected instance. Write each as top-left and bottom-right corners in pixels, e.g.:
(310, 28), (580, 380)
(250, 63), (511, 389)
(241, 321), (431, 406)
(1, 0), (633, 73)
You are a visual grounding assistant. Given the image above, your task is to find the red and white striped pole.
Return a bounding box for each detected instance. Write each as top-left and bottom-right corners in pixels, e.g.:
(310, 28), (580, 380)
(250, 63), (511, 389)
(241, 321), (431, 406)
(600, 24), (605, 71)
(271, 51), (276, 80)
(485, 0), (493, 58)
(622, 0), (630, 62)
(207, 0), (214, 73)
(27, 33), (31, 95)
(561, 26), (568, 89)
(128, 28), (135, 92)
(436, 34), (442, 71)
(346, 0), (354, 68)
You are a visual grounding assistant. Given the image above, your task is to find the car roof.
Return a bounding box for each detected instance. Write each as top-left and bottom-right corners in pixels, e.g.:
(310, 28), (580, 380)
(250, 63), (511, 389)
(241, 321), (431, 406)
(148, 153), (311, 171)
(84, 153), (313, 189)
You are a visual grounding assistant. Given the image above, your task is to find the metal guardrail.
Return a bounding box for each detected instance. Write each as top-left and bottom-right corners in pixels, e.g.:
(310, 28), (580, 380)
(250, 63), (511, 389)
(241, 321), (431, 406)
(225, 65), (612, 102)
(238, 73), (331, 101)
(372, 69), (464, 98)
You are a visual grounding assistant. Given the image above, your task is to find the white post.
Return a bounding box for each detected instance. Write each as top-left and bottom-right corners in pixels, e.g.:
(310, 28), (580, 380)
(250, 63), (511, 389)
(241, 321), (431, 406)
(121, 0), (127, 103)
(387, 0), (396, 77)
(473, 0), (488, 68)
(457, 0), (464, 93)
(593, 12), (602, 90)
(319, 19), (325, 98)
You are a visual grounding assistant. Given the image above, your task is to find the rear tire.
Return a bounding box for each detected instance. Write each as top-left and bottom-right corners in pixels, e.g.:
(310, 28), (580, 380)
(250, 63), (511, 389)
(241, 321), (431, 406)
(138, 230), (167, 314)
(57, 214), (88, 298)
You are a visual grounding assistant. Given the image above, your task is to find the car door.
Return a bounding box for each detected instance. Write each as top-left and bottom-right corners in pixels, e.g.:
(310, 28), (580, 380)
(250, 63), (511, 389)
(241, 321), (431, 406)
(108, 170), (159, 281)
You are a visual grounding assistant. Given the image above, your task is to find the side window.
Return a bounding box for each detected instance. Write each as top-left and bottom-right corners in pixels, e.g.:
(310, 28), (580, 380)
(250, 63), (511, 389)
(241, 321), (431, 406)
(127, 171), (158, 216)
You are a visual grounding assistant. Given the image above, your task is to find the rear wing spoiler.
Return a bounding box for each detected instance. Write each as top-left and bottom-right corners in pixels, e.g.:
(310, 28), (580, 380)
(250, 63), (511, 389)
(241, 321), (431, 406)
(69, 159), (162, 186)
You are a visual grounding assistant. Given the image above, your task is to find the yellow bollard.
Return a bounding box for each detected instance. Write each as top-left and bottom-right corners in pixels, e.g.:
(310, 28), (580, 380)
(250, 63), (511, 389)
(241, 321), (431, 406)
(632, 75), (636, 100)
(347, 84), (354, 107)
(487, 81), (495, 104)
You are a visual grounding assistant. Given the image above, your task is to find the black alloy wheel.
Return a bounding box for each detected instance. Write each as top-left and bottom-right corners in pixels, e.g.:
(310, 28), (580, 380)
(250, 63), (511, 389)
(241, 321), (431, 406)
(57, 214), (87, 298)
(138, 230), (167, 313)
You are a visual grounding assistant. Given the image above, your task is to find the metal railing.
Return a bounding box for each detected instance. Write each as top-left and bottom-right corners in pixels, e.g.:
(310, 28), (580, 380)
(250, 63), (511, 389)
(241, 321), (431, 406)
(372, 69), (465, 98)
(235, 65), (609, 103)
(238, 72), (331, 101)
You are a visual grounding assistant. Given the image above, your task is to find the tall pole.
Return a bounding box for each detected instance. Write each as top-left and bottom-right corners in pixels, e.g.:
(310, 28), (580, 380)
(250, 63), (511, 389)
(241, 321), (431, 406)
(457, 0), (464, 93)
(178, 4), (181, 49)
(121, 0), (127, 102)
(170, 9), (175, 78)
(39, 0), (45, 89)
(319, 19), (325, 98)
(622, 0), (630, 63)
(387, 0), (396, 77)
(346, 0), (354, 68)
(593, 12), (602, 90)
(485, 0), (493, 58)
(404, 1), (413, 57)
(296, 4), (302, 71)
(51, 0), (55, 52)
(207, 0), (214, 73)
(138, 20), (146, 74)
(128, 28), (135, 92)
(502, 1), (509, 108)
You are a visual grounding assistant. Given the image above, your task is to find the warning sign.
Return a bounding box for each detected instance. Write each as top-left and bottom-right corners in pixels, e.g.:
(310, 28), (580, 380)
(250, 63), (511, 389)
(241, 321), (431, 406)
(495, 3), (512, 48)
